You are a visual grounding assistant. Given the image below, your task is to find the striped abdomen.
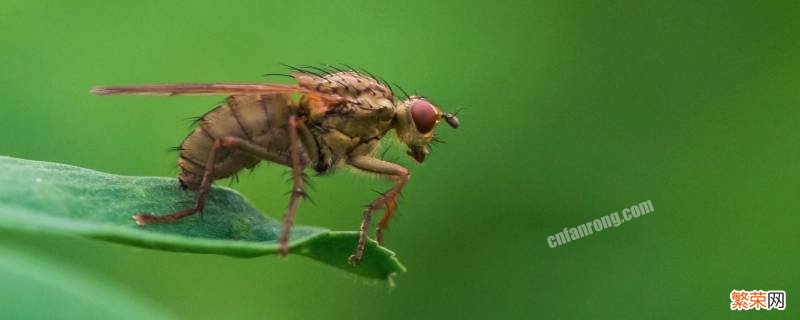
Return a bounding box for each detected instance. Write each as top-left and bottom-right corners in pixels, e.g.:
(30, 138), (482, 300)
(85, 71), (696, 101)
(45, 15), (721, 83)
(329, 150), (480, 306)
(177, 94), (295, 190)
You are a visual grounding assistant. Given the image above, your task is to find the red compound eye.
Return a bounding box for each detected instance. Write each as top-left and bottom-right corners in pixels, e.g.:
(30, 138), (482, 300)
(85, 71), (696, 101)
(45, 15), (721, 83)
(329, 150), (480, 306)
(410, 100), (437, 133)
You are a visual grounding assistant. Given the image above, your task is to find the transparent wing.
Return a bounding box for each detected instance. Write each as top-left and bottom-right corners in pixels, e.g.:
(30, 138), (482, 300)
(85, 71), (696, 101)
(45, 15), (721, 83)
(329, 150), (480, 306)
(91, 83), (343, 103)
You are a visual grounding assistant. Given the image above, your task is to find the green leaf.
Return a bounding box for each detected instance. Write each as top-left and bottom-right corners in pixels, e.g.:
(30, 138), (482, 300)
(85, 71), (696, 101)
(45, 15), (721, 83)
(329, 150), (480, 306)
(0, 156), (405, 281)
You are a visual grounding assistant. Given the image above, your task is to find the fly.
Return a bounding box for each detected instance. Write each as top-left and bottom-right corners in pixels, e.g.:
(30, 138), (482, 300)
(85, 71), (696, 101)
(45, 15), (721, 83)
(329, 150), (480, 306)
(92, 65), (460, 264)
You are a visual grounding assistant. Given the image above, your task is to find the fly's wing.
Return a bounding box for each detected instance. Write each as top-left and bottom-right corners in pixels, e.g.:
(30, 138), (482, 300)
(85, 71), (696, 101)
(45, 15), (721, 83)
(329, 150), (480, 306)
(91, 83), (345, 105)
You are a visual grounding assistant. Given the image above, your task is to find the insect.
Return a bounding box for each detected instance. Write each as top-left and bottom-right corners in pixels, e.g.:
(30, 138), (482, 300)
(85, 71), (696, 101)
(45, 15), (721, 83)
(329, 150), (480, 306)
(92, 65), (460, 264)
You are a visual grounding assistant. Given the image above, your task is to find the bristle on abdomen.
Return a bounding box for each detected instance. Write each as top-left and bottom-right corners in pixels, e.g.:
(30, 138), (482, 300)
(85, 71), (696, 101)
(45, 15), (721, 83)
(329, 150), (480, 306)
(173, 94), (296, 191)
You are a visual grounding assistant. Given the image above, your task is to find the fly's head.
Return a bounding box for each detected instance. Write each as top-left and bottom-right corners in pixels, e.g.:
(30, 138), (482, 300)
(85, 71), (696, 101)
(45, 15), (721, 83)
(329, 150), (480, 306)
(393, 96), (459, 163)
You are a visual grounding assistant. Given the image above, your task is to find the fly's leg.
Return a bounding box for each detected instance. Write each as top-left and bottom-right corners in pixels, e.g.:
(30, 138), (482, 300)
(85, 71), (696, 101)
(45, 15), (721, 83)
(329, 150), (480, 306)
(132, 139), (224, 225)
(346, 156), (410, 265)
(278, 115), (307, 257)
(133, 136), (292, 225)
(376, 197), (398, 246)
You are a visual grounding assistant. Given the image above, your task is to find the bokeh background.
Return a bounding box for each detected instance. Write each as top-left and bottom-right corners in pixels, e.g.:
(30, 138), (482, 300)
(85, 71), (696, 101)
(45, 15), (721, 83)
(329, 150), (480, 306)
(1, 0), (798, 319)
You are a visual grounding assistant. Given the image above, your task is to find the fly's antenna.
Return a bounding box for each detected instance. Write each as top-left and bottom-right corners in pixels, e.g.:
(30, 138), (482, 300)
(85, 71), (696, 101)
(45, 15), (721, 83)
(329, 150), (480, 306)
(453, 107), (466, 116)
(442, 107), (463, 128)
(442, 113), (459, 128)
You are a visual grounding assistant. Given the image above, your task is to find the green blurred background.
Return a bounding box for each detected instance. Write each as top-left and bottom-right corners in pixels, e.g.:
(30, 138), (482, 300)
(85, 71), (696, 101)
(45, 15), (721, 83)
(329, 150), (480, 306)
(1, 0), (798, 318)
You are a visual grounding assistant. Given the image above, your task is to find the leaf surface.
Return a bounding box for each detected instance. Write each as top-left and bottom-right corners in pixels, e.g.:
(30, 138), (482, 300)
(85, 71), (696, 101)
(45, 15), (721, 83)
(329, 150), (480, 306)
(0, 156), (405, 280)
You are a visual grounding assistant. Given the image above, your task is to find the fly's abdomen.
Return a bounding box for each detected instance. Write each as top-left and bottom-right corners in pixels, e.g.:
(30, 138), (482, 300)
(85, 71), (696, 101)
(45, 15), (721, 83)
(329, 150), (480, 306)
(177, 94), (294, 190)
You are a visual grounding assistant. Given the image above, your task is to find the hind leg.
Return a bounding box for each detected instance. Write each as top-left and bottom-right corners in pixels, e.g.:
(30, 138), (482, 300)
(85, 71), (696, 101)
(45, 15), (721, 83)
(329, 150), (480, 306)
(133, 136), (292, 225)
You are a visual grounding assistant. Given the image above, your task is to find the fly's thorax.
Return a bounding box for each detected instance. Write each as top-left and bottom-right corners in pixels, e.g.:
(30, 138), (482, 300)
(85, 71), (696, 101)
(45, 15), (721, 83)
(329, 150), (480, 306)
(308, 95), (397, 171)
(294, 69), (398, 140)
(295, 71), (393, 100)
(308, 93), (396, 140)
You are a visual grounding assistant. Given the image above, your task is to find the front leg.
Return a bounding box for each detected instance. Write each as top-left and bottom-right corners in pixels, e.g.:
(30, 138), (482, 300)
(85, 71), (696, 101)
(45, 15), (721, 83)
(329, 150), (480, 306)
(346, 155), (410, 265)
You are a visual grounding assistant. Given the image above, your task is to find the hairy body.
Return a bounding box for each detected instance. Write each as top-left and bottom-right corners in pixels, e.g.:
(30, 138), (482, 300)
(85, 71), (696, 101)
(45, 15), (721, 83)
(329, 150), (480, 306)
(93, 68), (459, 264)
